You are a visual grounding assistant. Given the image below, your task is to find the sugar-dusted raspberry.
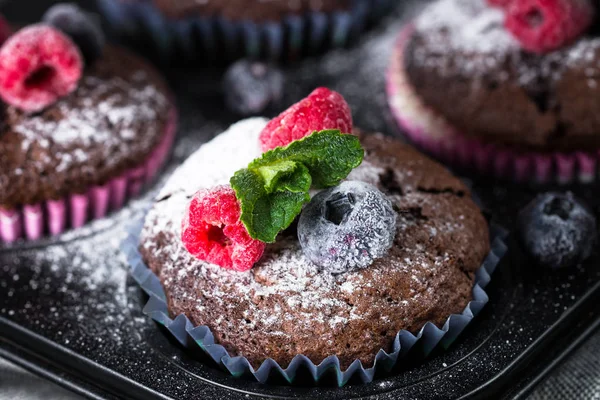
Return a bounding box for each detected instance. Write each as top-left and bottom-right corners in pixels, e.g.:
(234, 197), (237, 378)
(258, 87), (353, 152)
(0, 15), (11, 46)
(181, 186), (266, 272)
(0, 24), (83, 112)
(505, 0), (594, 53)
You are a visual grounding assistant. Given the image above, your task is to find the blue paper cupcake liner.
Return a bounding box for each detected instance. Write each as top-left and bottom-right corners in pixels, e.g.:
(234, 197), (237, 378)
(122, 216), (507, 386)
(96, 0), (397, 62)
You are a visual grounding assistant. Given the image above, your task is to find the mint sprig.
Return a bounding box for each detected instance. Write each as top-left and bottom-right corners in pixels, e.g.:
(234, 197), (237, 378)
(230, 130), (364, 243)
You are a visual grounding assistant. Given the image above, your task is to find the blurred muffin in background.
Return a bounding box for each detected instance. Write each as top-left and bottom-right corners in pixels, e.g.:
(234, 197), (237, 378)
(96, 0), (397, 63)
(0, 4), (177, 243)
(387, 0), (600, 184)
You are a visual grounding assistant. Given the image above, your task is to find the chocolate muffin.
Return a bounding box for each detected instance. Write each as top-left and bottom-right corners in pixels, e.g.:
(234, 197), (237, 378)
(404, 0), (600, 152)
(387, 0), (600, 183)
(139, 118), (490, 369)
(1, 46), (172, 207)
(0, 45), (176, 242)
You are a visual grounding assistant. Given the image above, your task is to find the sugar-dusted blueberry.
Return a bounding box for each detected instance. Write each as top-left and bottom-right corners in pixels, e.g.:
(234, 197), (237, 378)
(223, 60), (284, 117)
(518, 192), (597, 269)
(43, 3), (105, 64)
(298, 181), (397, 274)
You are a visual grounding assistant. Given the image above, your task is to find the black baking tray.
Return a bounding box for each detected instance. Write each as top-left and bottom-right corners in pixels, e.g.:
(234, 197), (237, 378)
(1, 1), (600, 399)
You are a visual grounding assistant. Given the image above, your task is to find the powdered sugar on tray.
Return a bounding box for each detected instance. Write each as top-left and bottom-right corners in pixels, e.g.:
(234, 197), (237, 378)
(0, 220), (132, 348)
(140, 118), (487, 350)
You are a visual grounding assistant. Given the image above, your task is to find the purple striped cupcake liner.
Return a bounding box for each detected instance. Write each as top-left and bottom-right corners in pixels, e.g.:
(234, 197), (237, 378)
(0, 108), (178, 244)
(122, 218), (507, 386)
(387, 26), (600, 185)
(96, 0), (396, 62)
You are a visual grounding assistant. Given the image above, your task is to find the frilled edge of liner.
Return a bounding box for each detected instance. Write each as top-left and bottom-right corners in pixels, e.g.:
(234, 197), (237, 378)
(122, 219), (507, 387)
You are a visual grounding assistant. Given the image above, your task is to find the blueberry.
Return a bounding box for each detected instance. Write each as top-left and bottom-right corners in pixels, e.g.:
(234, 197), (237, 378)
(222, 60), (284, 116)
(518, 192), (597, 269)
(298, 181), (397, 274)
(43, 3), (105, 65)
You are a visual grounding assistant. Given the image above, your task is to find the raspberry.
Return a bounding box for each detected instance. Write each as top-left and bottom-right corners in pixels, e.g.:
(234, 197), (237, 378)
(505, 0), (594, 53)
(0, 24), (83, 112)
(259, 87), (353, 152)
(181, 186), (266, 272)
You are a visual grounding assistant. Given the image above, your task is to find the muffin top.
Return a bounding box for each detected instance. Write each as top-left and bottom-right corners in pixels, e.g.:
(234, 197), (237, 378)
(152, 0), (351, 21)
(404, 0), (600, 152)
(0, 46), (172, 208)
(140, 118), (490, 369)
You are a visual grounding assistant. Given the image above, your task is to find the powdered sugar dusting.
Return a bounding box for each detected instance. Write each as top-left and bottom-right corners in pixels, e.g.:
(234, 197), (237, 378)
(415, 0), (516, 54)
(151, 118), (265, 237)
(14, 71), (167, 173)
(347, 159), (385, 185)
(412, 0), (517, 75)
(411, 0), (600, 85)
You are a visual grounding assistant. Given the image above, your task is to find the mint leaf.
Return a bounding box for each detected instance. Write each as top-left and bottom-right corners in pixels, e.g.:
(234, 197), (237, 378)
(231, 166), (311, 242)
(255, 160), (306, 193)
(230, 130), (364, 243)
(248, 130), (364, 188)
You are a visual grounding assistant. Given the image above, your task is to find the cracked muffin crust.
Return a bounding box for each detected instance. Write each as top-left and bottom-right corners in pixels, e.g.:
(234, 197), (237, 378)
(139, 118), (490, 369)
(403, 0), (600, 152)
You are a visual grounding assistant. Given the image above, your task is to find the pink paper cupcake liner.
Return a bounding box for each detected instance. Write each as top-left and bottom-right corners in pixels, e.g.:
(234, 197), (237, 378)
(0, 108), (178, 244)
(386, 26), (600, 185)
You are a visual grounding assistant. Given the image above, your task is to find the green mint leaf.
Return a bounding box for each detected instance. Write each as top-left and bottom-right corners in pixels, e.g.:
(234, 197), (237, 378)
(231, 166), (311, 242)
(248, 129), (364, 188)
(231, 130), (364, 243)
(255, 160), (306, 193)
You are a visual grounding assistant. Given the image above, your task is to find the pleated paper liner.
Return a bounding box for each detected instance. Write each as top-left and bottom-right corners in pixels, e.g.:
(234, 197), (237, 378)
(122, 217), (507, 387)
(0, 108), (177, 244)
(96, 0), (397, 63)
(387, 26), (600, 185)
